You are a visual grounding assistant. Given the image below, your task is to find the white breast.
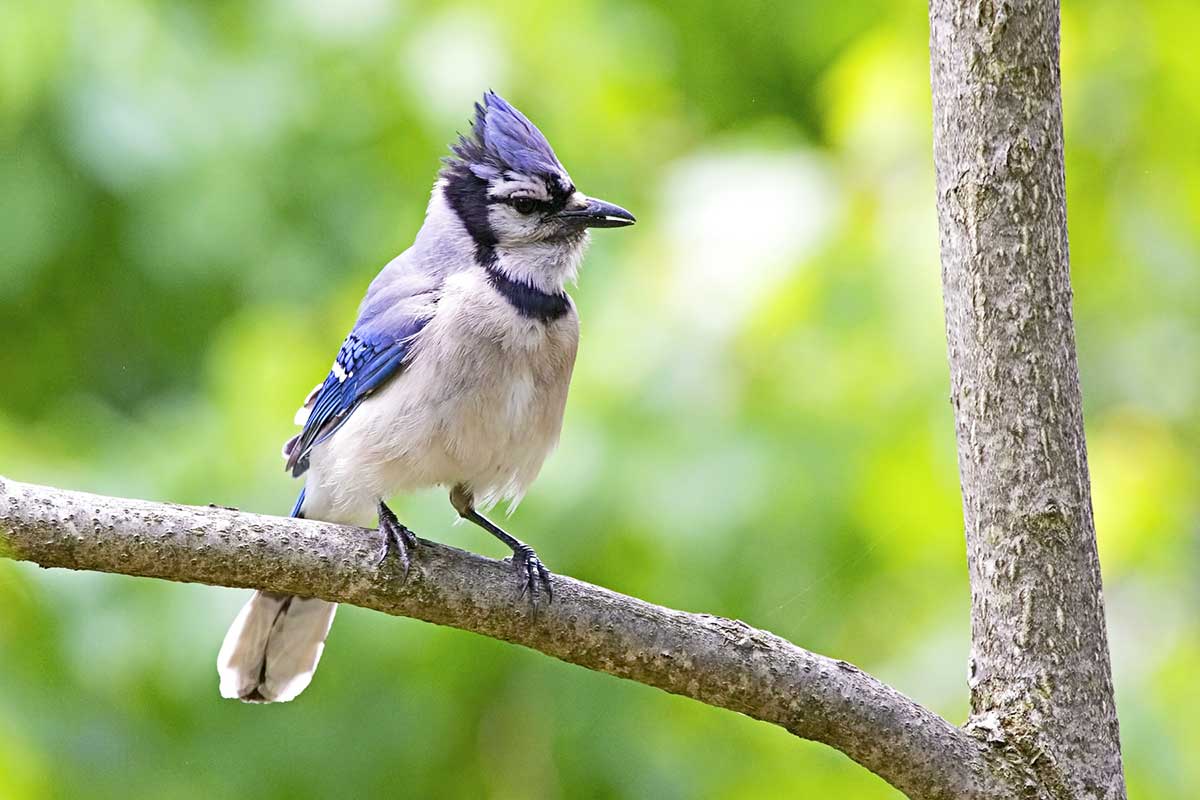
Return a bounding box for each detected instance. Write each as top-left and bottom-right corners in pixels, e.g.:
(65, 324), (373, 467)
(301, 268), (579, 523)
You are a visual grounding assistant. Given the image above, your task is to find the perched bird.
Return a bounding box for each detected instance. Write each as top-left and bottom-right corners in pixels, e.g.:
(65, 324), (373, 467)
(217, 92), (635, 703)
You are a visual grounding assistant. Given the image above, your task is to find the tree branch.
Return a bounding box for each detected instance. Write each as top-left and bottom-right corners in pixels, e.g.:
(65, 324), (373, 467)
(3, 475), (1010, 800)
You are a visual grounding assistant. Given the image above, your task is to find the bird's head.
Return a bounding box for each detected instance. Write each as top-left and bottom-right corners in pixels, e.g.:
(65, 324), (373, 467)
(439, 92), (634, 290)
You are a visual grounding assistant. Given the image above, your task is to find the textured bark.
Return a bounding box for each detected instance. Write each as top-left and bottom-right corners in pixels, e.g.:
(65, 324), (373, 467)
(1, 476), (1016, 800)
(929, 0), (1126, 797)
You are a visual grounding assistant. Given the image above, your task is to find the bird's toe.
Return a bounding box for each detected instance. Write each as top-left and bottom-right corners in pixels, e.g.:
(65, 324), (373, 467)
(512, 545), (553, 610)
(377, 513), (417, 579)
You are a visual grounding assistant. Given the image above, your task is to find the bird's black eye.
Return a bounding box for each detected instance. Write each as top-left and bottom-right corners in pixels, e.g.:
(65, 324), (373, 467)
(512, 197), (537, 215)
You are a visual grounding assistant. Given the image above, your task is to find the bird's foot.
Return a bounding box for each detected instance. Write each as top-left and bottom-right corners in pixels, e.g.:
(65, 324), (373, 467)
(377, 502), (418, 578)
(509, 543), (553, 610)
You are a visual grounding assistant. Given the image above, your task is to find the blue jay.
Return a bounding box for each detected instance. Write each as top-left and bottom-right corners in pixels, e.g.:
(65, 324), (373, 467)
(217, 92), (635, 703)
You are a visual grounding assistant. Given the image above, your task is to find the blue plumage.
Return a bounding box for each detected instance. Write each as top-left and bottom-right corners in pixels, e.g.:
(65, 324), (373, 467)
(290, 487), (306, 518)
(448, 91), (570, 190)
(283, 322), (427, 478)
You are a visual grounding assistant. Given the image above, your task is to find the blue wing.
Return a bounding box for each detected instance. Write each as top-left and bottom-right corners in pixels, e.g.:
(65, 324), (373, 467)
(283, 321), (426, 478)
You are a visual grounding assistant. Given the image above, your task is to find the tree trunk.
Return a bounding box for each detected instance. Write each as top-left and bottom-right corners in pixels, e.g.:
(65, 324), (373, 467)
(929, 0), (1126, 797)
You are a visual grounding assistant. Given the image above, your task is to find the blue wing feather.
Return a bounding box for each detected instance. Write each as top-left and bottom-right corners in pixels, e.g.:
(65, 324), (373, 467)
(284, 319), (427, 478)
(291, 487), (307, 518)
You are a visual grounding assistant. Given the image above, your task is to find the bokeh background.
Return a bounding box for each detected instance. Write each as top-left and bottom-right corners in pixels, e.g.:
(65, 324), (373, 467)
(1, 0), (1196, 797)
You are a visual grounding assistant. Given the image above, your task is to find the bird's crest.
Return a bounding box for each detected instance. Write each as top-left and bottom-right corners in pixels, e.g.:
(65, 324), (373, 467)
(445, 92), (569, 187)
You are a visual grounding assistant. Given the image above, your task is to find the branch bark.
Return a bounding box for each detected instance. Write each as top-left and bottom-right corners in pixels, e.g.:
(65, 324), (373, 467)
(3, 475), (1010, 800)
(930, 0), (1126, 796)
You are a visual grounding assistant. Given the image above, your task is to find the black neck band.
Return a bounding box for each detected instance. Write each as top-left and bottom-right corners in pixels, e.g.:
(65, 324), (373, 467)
(485, 266), (570, 323)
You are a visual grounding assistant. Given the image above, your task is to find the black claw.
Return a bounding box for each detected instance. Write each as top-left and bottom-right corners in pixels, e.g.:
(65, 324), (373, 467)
(377, 502), (417, 579)
(399, 524), (418, 550)
(511, 544), (553, 611)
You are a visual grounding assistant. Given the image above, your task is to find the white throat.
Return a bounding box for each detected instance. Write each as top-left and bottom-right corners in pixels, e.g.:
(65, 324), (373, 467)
(492, 237), (589, 294)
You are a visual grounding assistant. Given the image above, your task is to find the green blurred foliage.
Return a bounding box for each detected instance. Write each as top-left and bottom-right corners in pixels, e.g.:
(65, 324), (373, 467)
(1, 0), (1196, 797)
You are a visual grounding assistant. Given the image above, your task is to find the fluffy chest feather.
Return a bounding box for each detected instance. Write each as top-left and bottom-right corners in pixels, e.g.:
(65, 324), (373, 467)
(402, 268), (579, 497)
(305, 267), (578, 511)
(428, 268), (577, 421)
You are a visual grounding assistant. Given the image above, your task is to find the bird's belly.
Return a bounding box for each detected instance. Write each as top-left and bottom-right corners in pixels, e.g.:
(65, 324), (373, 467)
(307, 344), (567, 516)
(413, 359), (557, 493)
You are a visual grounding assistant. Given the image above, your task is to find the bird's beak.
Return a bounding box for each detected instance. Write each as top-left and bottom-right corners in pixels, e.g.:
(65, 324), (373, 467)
(557, 196), (637, 229)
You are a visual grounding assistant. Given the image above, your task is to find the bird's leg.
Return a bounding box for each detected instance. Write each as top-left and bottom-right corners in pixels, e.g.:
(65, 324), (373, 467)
(377, 501), (419, 578)
(450, 485), (552, 607)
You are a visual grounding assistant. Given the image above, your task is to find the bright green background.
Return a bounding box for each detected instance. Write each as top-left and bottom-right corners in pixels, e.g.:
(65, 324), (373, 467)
(1, 1), (1196, 797)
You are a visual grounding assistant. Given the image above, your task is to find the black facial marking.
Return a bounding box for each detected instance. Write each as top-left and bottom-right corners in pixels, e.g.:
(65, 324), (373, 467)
(500, 174), (572, 215)
(485, 266), (570, 323)
(445, 164), (583, 267)
(442, 167), (497, 266)
(543, 173), (574, 209)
